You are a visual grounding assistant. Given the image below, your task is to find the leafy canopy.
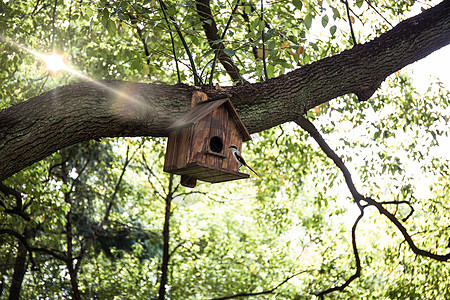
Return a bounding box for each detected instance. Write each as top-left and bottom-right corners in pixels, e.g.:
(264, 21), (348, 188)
(0, 0), (449, 299)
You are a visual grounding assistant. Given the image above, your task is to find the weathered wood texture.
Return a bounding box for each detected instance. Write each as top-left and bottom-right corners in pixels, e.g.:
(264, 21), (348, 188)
(164, 96), (249, 184)
(1, 1), (450, 180)
(170, 162), (249, 183)
(163, 127), (193, 172)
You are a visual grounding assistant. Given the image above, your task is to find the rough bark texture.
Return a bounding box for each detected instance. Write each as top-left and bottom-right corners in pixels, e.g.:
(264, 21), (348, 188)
(1, 0), (450, 181)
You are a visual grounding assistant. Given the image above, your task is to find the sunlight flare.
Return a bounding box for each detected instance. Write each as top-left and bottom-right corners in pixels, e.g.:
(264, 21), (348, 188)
(0, 35), (139, 106)
(43, 52), (67, 74)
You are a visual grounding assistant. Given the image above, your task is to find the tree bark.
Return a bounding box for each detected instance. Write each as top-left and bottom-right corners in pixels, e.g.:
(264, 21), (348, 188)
(158, 175), (174, 300)
(1, 0), (450, 181)
(8, 228), (30, 300)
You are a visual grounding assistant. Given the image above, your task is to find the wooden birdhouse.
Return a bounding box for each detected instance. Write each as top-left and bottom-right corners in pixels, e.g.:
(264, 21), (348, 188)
(164, 91), (251, 187)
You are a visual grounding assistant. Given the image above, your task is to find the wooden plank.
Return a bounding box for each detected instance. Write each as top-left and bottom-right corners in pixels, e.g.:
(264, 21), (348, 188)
(223, 100), (251, 141)
(205, 105), (227, 167)
(168, 98), (228, 130)
(163, 130), (178, 171)
(189, 113), (211, 163)
(191, 91), (208, 109)
(168, 98), (251, 142)
(224, 120), (243, 171)
(166, 162), (249, 183)
(175, 127), (192, 169)
(181, 175), (197, 188)
(205, 150), (227, 158)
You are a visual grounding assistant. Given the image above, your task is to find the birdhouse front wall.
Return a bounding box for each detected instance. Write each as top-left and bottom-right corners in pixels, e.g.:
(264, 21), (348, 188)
(188, 104), (242, 170)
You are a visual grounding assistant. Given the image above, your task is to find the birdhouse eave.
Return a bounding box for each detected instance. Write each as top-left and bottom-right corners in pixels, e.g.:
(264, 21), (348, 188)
(167, 98), (251, 141)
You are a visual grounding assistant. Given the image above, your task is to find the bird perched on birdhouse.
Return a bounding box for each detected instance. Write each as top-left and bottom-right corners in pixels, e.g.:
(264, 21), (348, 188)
(163, 91), (252, 187)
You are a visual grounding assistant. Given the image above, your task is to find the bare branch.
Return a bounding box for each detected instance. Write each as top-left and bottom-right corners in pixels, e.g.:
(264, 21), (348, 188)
(0, 229), (67, 267)
(158, 174), (175, 300)
(0, 183), (30, 221)
(127, 12), (152, 80)
(297, 115), (450, 298)
(343, 0), (357, 45)
(365, 0), (393, 27)
(315, 207), (364, 299)
(211, 270), (310, 300)
(366, 200), (414, 222)
(364, 196), (450, 261)
(296, 117), (363, 201)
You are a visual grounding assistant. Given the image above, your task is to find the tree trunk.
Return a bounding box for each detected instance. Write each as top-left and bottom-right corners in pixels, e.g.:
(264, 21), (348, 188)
(1, 0), (450, 181)
(8, 228), (30, 300)
(158, 175), (174, 300)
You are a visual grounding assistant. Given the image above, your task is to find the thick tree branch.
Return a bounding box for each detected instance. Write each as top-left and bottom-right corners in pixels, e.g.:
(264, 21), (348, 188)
(195, 0), (245, 84)
(296, 117), (363, 201)
(158, 174), (176, 300)
(1, 1), (450, 180)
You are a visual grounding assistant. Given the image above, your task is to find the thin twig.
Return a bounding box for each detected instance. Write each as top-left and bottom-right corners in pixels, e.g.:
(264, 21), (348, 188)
(296, 115), (450, 297)
(209, 0), (241, 85)
(344, 0), (357, 45)
(159, 0), (201, 85)
(157, 6), (181, 83)
(211, 270), (310, 300)
(0, 183), (30, 221)
(365, 0), (393, 27)
(158, 174), (175, 300)
(261, 0), (268, 80)
(51, 0), (58, 49)
(315, 206), (364, 298)
(196, 0), (245, 84)
(296, 117), (363, 201)
(127, 12), (153, 80)
(364, 196), (450, 261)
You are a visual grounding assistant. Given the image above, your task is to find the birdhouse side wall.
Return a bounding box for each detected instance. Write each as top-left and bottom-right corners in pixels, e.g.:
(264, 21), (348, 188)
(163, 127), (193, 172)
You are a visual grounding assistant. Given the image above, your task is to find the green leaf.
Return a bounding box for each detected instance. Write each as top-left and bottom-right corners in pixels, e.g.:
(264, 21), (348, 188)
(374, 130), (381, 140)
(293, 0), (303, 10)
(85, 6), (93, 18)
(267, 64), (274, 78)
(321, 15), (329, 27)
(212, 39), (224, 45)
(223, 48), (235, 57)
(107, 20), (117, 36)
(356, 0), (364, 8)
(332, 7), (340, 20)
(268, 40), (276, 51)
(131, 59), (143, 71)
(304, 14), (313, 30)
(330, 25), (337, 35)
(202, 49), (215, 58)
(263, 28), (276, 41)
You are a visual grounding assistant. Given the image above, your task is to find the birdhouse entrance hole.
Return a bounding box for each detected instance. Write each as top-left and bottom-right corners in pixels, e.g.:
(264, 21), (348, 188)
(209, 136), (223, 153)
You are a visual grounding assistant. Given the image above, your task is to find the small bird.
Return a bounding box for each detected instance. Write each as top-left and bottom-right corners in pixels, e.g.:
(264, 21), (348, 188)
(228, 145), (258, 176)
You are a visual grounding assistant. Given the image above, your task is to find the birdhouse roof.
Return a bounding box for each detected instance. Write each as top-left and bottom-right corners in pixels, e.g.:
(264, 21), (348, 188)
(168, 98), (251, 141)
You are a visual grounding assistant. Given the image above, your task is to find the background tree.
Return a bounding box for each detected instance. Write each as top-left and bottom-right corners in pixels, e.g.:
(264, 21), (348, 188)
(1, 0), (449, 299)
